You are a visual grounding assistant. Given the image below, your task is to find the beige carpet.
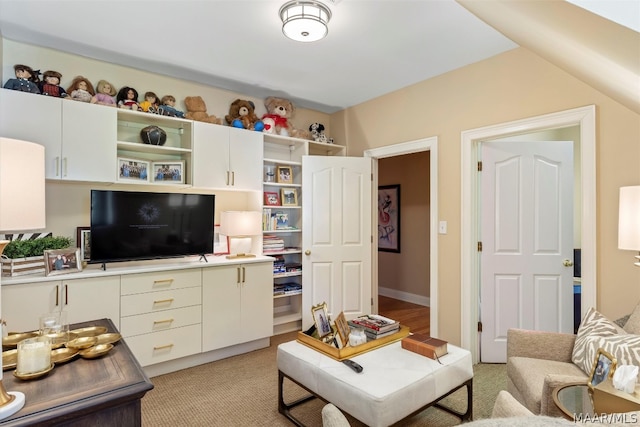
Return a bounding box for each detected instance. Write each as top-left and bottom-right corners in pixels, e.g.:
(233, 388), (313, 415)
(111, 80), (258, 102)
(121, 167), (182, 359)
(141, 332), (507, 426)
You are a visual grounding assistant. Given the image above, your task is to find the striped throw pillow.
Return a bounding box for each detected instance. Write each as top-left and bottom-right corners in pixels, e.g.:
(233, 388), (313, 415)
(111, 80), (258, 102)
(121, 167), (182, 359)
(572, 307), (620, 374)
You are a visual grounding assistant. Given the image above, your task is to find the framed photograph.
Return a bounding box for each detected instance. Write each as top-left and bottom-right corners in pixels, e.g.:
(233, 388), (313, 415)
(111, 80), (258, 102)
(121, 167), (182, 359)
(281, 188), (298, 206)
(117, 157), (150, 182)
(151, 161), (185, 184)
(277, 166), (293, 184)
(214, 224), (230, 256)
(76, 226), (91, 261)
(378, 184), (401, 253)
(44, 248), (82, 276)
(334, 312), (351, 348)
(588, 347), (617, 389)
(311, 302), (332, 338)
(264, 191), (281, 206)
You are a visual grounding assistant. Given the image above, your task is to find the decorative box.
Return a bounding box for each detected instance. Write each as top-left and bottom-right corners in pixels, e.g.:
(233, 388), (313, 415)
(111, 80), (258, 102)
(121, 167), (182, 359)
(592, 379), (640, 414)
(1, 255), (45, 277)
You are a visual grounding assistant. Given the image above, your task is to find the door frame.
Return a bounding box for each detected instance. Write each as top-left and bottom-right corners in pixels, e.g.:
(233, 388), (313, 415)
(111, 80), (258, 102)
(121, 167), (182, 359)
(364, 136), (439, 337)
(461, 105), (596, 363)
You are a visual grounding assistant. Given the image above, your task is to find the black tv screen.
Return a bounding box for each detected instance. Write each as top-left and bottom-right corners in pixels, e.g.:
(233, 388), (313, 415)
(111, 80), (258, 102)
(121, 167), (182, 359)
(90, 190), (214, 264)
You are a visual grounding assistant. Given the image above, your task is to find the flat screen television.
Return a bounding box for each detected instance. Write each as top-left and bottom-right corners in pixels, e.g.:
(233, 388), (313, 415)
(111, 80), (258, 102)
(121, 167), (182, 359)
(90, 189), (214, 265)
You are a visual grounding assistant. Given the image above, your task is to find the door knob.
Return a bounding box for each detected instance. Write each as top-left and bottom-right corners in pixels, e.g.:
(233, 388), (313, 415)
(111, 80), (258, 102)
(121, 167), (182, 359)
(305, 250), (311, 256)
(563, 259), (574, 267)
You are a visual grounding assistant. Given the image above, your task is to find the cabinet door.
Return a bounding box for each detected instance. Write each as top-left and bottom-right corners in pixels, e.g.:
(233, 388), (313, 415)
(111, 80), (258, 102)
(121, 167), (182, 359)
(192, 122), (230, 189)
(61, 276), (120, 329)
(62, 101), (117, 182)
(240, 262), (273, 342)
(202, 265), (241, 351)
(0, 89), (62, 179)
(228, 127), (263, 191)
(2, 281), (62, 332)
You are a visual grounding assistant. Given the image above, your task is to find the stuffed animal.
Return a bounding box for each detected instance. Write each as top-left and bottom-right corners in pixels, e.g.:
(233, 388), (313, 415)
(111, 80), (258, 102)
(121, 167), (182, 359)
(184, 96), (222, 124)
(309, 122), (330, 143)
(66, 76), (95, 102)
(39, 70), (67, 98)
(262, 96), (311, 139)
(4, 64), (40, 94)
(225, 99), (263, 131)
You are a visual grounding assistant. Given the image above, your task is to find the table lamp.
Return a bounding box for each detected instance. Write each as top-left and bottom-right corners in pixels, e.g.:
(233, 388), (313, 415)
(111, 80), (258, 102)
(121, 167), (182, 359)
(220, 211), (262, 259)
(0, 137), (46, 419)
(618, 185), (640, 267)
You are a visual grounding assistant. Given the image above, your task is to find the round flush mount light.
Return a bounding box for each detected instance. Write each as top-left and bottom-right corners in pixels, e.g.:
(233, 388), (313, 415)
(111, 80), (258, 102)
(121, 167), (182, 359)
(279, 0), (332, 43)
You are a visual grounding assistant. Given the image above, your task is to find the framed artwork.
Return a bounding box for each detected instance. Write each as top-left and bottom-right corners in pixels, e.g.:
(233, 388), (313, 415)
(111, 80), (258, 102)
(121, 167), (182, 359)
(588, 347), (617, 389)
(76, 226), (91, 261)
(334, 312), (351, 348)
(264, 191), (281, 206)
(117, 157), (150, 182)
(214, 224), (229, 256)
(311, 302), (332, 338)
(281, 188), (298, 206)
(378, 184), (401, 253)
(44, 248), (82, 276)
(277, 166), (293, 184)
(151, 161), (185, 184)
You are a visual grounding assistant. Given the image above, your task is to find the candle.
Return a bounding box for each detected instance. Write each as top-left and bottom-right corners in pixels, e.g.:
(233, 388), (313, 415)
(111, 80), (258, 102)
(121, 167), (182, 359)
(17, 336), (51, 374)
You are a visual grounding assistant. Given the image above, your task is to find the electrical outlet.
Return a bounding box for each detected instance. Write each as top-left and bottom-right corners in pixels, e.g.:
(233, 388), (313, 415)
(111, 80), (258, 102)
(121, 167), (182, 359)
(439, 221), (447, 234)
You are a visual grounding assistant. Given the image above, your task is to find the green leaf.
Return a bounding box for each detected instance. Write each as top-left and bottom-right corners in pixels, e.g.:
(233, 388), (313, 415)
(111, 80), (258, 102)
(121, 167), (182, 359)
(2, 236), (73, 259)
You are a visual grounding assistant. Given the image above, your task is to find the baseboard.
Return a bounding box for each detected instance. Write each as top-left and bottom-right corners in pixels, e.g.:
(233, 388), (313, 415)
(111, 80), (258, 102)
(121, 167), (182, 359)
(379, 286), (430, 307)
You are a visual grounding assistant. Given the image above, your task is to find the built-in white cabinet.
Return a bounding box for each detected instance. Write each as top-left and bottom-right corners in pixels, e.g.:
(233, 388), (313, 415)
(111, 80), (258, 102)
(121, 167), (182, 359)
(202, 262), (273, 352)
(192, 123), (263, 191)
(1, 276), (120, 333)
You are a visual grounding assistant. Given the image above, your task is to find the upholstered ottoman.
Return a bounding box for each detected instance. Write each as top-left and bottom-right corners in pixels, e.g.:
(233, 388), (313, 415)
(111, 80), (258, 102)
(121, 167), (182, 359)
(277, 340), (473, 427)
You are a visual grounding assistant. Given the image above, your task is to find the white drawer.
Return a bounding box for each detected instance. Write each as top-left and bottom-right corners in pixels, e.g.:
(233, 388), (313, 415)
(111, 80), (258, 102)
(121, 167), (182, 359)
(121, 286), (201, 317)
(124, 324), (202, 367)
(121, 269), (201, 295)
(120, 305), (201, 337)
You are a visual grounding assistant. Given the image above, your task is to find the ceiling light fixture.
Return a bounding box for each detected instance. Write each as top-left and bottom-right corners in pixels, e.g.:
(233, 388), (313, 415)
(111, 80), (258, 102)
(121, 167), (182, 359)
(279, 0), (332, 43)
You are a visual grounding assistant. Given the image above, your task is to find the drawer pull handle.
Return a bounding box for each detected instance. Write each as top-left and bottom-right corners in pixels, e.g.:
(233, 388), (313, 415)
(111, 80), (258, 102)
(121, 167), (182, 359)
(153, 344), (174, 351)
(153, 318), (174, 325)
(153, 279), (174, 286)
(153, 298), (174, 305)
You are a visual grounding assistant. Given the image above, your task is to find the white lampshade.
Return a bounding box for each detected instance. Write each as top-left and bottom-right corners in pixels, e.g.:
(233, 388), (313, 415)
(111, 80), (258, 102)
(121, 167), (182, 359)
(220, 211), (262, 237)
(0, 138), (46, 232)
(279, 0), (331, 42)
(618, 186), (640, 251)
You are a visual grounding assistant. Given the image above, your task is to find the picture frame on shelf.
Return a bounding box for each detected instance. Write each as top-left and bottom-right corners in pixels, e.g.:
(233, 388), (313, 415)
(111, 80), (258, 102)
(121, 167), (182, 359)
(76, 226), (91, 262)
(281, 188), (298, 206)
(588, 347), (617, 389)
(274, 211), (289, 229)
(151, 161), (185, 184)
(378, 184), (401, 253)
(264, 191), (281, 206)
(214, 224), (230, 256)
(312, 302), (332, 338)
(44, 248), (82, 276)
(117, 157), (150, 183)
(277, 166), (293, 184)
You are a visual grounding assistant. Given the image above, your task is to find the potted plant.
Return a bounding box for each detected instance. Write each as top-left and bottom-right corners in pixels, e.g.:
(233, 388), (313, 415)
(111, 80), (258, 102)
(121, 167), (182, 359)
(1, 236), (72, 277)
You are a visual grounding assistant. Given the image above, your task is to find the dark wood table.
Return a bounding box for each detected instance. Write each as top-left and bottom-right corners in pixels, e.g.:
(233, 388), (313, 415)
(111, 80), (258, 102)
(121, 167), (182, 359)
(1, 318), (153, 426)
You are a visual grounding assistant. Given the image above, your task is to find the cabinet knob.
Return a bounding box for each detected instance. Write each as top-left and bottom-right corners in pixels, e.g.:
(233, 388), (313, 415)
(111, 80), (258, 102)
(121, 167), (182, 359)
(305, 250), (311, 256)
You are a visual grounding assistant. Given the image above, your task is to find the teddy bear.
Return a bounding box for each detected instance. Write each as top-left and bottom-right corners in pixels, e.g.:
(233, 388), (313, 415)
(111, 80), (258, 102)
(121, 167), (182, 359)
(225, 99), (263, 131)
(262, 96), (312, 139)
(184, 96), (222, 124)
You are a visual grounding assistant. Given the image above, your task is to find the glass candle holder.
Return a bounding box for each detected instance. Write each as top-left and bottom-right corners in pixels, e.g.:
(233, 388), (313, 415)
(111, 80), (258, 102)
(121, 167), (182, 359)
(349, 327), (367, 346)
(17, 336), (51, 375)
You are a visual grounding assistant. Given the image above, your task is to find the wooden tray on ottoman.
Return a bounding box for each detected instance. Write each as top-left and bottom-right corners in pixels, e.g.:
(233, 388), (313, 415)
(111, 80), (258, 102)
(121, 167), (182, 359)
(297, 325), (410, 361)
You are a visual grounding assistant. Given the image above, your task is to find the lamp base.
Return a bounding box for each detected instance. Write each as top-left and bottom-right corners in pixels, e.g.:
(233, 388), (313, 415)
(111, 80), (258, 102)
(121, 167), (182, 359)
(0, 380), (25, 420)
(226, 253), (257, 260)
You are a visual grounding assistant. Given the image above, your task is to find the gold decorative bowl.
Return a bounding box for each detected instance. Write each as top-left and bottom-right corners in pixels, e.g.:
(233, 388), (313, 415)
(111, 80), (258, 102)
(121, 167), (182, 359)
(95, 333), (121, 346)
(66, 336), (98, 350)
(69, 326), (108, 338)
(14, 363), (54, 380)
(45, 332), (79, 349)
(2, 349), (17, 371)
(79, 343), (113, 359)
(2, 332), (38, 348)
(51, 347), (79, 365)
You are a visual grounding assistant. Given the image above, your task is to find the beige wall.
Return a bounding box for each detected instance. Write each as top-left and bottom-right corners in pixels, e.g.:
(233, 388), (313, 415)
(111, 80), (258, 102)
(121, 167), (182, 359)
(378, 152), (430, 300)
(333, 47), (640, 345)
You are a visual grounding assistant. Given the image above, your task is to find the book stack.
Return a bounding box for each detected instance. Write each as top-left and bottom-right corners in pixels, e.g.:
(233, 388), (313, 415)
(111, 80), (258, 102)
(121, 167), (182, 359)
(273, 282), (302, 296)
(263, 235), (285, 254)
(348, 314), (400, 340)
(272, 255), (286, 274)
(401, 334), (448, 360)
(285, 262), (302, 273)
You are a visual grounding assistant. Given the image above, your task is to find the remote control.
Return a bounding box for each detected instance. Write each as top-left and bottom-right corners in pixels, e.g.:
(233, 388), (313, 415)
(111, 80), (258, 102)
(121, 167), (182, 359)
(342, 359), (363, 373)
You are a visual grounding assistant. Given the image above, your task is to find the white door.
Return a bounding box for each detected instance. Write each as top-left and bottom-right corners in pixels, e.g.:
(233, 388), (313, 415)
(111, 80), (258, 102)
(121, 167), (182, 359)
(302, 156), (372, 330)
(480, 141), (574, 362)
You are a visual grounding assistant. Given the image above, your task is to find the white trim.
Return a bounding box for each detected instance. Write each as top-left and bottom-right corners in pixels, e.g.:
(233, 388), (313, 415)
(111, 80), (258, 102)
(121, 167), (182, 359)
(461, 105), (596, 363)
(365, 136), (439, 337)
(378, 286), (430, 307)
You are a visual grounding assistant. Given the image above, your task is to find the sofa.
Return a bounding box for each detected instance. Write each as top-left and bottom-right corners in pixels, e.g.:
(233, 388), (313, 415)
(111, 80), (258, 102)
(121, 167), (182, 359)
(507, 304), (640, 419)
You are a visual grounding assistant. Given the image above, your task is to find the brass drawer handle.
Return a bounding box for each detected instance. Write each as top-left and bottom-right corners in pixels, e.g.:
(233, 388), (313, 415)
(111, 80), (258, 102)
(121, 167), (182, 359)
(153, 298), (174, 305)
(153, 279), (174, 286)
(153, 318), (174, 325)
(153, 344), (174, 351)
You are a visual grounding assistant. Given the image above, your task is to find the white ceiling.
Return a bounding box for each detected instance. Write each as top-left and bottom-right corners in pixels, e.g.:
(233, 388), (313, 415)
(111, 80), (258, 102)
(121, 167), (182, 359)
(0, 0), (636, 113)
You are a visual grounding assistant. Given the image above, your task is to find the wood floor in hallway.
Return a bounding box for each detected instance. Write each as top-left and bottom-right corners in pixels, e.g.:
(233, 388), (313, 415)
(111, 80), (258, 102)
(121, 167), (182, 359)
(378, 295), (430, 335)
